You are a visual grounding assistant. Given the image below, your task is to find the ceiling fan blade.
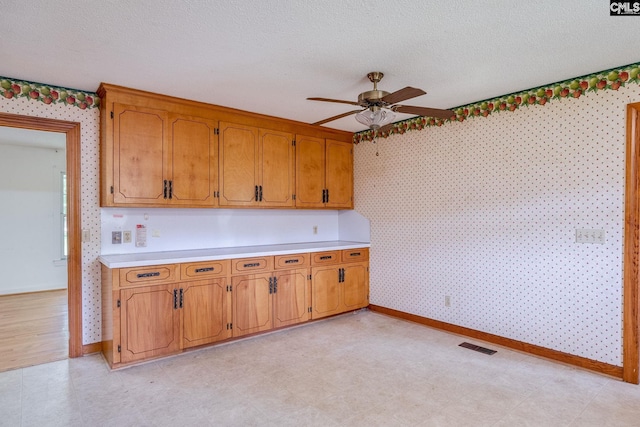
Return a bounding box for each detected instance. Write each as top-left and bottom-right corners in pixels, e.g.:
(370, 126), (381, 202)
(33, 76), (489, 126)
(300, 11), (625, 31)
(381, 87), (426, 105)
(307, 97), (361, 106)
(312, 109), (363, 126)
(393, 105), (455, 120)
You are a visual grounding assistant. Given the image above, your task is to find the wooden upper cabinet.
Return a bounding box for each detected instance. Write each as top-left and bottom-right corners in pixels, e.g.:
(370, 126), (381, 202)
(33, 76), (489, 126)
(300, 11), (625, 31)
(99, 84), (353, 209)
(219, 122), (294, 208)
(109, 103), (218, 207)
(113, 103), (169, 205)
(219, 122), (259, 206)
(325, 139), (353, 209)
(169, 114), (219, 206)
(259, 129), (295, 207)
(295, 136), (353, 209)
(295, 135), (326, 208)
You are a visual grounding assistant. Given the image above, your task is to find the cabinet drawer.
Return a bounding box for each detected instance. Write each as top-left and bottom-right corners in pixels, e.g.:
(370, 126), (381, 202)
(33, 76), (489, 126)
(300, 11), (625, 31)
(231, 256), (274, 274)
(341, 248), (369, 263)
(311, 251), (340, 266)
(118, 264), (178, 287)
(274, 253), (309, 270)
(181, 260), (229, 280)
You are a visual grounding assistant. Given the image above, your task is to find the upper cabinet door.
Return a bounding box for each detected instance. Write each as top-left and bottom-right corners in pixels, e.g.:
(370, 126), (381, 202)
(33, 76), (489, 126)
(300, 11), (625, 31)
(219, 122), (259, 207)
(113, 103), (169, 205)
(325, 139), (353, 209)
(295, 135), (326, 208)
(169, 115), (219, 207)
(259, 129), (295, 207)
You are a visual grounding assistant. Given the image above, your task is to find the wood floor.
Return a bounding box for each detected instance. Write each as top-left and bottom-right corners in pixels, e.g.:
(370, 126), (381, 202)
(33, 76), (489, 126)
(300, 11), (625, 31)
(0, 289), (68, 372)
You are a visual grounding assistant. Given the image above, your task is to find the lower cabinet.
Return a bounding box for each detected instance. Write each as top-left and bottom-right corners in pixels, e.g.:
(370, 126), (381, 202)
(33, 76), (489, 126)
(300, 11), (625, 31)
(311, 262), (369, 320)
(120, 284), (181, 364)
(102, 248), (366, 368)
(119, 278), (231, 364)
(182, 278), (232, 349)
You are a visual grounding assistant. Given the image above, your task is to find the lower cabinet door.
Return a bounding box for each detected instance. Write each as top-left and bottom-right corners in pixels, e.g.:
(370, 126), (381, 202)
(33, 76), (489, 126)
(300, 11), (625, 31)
(120, 284), (181, 363)
(232, 273), (272, 337)
(342, 263), (369, 311)
(182, 278), (232, 349)
(311, 266), (341, 319)
(273, 269), (310, 328)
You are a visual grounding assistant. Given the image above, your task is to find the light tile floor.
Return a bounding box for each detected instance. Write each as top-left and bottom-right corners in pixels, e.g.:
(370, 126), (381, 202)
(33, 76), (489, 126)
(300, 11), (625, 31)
(2, 310), (640, 426)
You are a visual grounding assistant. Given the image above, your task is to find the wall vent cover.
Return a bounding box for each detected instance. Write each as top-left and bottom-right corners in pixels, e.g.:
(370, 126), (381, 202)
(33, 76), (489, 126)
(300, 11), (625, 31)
(459, 342), (497, 355)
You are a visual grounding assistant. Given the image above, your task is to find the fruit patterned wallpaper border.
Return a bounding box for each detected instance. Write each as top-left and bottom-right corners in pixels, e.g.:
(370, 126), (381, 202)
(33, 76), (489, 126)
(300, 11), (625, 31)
(354, 61), (640, 144)
(0, 76), (99, 110)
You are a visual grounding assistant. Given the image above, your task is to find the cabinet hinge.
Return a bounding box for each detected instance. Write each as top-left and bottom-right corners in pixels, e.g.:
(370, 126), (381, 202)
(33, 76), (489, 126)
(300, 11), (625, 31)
(308, 306), (312, 313)
(292, 139), (296, 146)
(116, 299), (120, 308)
(110, 111), (114, 119)
(292, 194), (296, 200)
(308, 274), (311, 280)
(214, 128), (219, 135)
(227, 285), (232, 292)
(117, 345), (121, 353)
(110, 186), (114, 194)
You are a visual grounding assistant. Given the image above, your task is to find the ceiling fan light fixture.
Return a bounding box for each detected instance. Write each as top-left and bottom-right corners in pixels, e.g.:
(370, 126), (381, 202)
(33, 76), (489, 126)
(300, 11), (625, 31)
(355, 107), (395, 131)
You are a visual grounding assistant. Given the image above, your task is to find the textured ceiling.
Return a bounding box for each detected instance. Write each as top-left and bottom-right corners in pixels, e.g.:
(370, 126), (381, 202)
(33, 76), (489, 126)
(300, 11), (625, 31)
(1, 0), (639, 132)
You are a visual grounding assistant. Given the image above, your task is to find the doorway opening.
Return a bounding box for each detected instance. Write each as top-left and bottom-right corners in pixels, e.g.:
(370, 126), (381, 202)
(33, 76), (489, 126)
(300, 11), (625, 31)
(0, 113), (82, 368)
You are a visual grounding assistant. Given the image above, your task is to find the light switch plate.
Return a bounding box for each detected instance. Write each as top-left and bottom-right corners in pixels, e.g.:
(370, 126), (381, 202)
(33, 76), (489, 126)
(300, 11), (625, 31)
(576, 229), (605, 244)
(112, 231), (122, 244)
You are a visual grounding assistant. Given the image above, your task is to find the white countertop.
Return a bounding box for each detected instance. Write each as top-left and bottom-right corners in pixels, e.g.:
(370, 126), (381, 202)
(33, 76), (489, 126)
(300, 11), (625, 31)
(98, 240), (370, 268)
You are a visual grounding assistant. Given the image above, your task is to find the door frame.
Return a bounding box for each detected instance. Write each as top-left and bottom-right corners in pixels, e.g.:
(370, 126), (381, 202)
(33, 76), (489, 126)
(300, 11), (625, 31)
(624, 102), (640, 383)
(0, 112), (82, 358)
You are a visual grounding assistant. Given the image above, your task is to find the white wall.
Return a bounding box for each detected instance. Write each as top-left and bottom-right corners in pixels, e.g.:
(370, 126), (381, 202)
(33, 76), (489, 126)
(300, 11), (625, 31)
(354, 84), (639, 366)
(0, 143), (67, 294)
(100, 208), (341, 254)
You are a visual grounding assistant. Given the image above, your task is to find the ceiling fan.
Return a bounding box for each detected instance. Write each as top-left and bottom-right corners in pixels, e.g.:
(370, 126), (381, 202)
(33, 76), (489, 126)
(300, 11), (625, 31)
(308, 72), (454, 132)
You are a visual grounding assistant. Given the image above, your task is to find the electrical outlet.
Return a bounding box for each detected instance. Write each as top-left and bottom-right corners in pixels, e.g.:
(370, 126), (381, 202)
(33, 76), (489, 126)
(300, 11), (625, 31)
(152, 229), (161, 237)
(81, 229), (90, 242)
(112, 231), (122, 244)
(445, 295), (451, 307)
(123, 230), (132, 243)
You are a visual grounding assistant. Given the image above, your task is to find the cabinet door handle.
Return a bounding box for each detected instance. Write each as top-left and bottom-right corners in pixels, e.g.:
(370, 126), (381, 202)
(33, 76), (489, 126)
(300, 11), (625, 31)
(319, 255), (332, 260)
(255, 185), (259, 202)
(244, 262), (260, 268)
(173, 289), (178, 309)
(322, 189), (327, 203)
(168, 180), (173, 199)
(326, 188), (329, 203)
(163, 180), (168, 199)
(274, 276), (278, 293)
(284, 259), (299, 264)
(269, 277), (273, 294)
(195, 267), (214, 273)
(179, 288), (184, 308)
(259, 185), (263, 202)
(137, 272), (160, 278)
(350, 252), (361, 257)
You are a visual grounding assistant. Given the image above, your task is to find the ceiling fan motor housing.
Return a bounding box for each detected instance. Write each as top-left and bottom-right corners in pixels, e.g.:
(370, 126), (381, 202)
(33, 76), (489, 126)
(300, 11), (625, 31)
(358, 90), (390, 107)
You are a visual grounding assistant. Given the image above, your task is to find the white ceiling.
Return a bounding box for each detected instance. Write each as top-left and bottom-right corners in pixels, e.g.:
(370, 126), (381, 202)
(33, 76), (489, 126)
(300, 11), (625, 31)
(1, 1), (639, 132)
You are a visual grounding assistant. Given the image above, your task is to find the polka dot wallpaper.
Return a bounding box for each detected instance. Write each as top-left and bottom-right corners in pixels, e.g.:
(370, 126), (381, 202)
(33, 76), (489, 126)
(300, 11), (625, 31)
(0, 95), (102, 345)
(354, 83), (640, 366)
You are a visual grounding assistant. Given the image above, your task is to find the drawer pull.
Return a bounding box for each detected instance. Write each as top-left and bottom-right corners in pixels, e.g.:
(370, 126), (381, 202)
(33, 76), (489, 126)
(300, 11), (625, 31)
(195, 267), (214, 273)
(243, 262), (260, 268)
(350, 252), (361, 257)
(319, 255), (333, 260)
(137, 272), (160, 278)
(284, 259), (299, 264)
